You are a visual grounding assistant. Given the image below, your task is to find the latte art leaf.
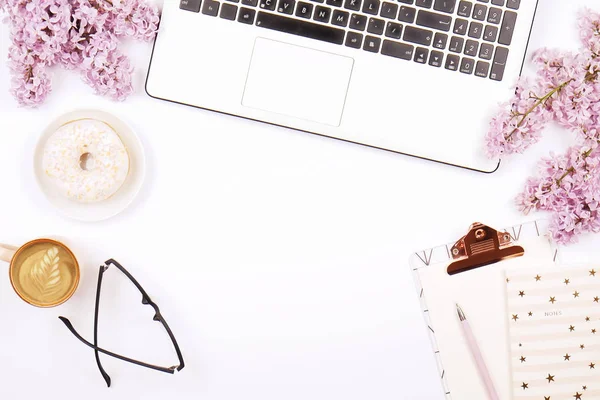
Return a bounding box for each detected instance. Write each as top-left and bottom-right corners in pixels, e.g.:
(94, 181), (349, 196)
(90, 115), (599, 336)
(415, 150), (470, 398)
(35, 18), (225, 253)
(30, 247), (62, 297)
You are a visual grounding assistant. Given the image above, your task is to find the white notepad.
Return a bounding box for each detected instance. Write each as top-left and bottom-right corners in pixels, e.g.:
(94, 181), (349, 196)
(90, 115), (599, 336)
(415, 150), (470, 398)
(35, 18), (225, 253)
(409, 221), (557, 400)
(506, 265), (600, 400)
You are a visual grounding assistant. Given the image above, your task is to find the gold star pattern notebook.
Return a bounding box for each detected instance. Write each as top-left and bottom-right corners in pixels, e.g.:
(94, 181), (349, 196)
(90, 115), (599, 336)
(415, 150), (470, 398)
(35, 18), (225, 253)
(507, 266), (600, 400)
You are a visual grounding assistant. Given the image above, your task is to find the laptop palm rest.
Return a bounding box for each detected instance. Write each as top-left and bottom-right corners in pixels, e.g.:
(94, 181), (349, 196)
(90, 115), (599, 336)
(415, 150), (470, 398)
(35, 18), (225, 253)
(242, 38), (354, 127)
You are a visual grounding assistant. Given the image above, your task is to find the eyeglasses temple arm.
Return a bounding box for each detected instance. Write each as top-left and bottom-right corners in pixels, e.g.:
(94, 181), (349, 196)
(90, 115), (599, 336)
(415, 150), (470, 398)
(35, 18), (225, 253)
(94, 266), (112, 387)
(58, 317), (178, 375)
(156, 314), (186, 372)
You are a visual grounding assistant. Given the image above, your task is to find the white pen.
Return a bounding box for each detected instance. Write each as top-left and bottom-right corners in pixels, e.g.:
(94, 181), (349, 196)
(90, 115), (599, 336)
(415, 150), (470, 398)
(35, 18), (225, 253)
(456, 304), (500, 400)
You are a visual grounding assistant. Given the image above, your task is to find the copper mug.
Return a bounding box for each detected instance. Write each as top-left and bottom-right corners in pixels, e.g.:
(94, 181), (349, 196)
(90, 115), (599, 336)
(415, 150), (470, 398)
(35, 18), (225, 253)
(0, 239), (80, 307)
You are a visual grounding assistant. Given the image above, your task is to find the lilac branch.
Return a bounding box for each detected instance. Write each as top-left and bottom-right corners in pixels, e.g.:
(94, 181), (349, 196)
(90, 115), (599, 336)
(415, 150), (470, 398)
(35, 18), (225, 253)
(1, 0), (160, 106)
(490, 8), (600, 244)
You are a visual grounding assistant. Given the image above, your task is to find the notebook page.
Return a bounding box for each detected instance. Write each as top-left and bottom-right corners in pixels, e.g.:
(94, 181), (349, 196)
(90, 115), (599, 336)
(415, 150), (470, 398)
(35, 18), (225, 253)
(507, 266), (600, 400)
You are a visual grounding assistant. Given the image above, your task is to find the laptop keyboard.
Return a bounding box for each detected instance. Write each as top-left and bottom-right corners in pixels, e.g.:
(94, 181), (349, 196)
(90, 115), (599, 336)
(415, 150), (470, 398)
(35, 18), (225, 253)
(179, 0), (520, 81)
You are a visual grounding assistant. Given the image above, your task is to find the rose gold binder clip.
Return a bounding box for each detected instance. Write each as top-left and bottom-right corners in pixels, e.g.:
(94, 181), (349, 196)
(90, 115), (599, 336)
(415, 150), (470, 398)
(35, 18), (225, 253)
(447, 222), (525, 275)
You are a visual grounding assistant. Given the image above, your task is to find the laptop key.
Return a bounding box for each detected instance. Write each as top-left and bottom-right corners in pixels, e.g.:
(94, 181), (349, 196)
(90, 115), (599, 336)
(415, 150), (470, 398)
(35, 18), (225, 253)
(202, 0), (219, 16)
(403, 26), (433, 46)
(445, 54), (459, 71)
(180, 0), (202, 12)
(415, 0), (432, 8)
(238, 7), (256, 23)
(314, 5), (331, 21)
(414, 47), (428, 63)
(332, 9), (350, 26)
(381, 39), (414, 60)
(242, 0), (258, 6)
(433, 32), (447, 49)
(326, 0), (343, 6)
(296, 2), (313, 18)
(453, 18), (468, 35)
(397, 0), (414, 3)
(472, 4), (486, 21)
(464, 39), (478, 56)
(331, 10), (350, 27)
(475, 60), (490, 78)
(498, 10), (517, 45)
(468, 21), (483, 39)
(380, 2), (398, 19)
(487, 7), (501, 24)
(385, 22), (403, 39)
(490, 46), (508, 81)
(367, 17), (385, 34)
(457, 1), (471, 17)
(362, 0), (380, 15)
(483, 25), (498, 42)
(429, 50), (444, 67)
(220, 3), (238, 19)
(363, 35), (381, 52)
(491, 0), (503, 4)
(256, 11), (346, 44)
(433, 0), (455, 13)
(345, 31), (363, 48)
(479, 42), (493, 59)
(460, 57), (474, 74)
(506, 0), (519, 10)
(398, 6), (416, 23)
(278, 0), (295, 13)
(260, 0), (276, 10)
(449, 36), (464, 52)
(344, 0), (362, 11)
(416, 10), (452, 32)
(350, 13), (368, 30)
(226, 0), (239, 3)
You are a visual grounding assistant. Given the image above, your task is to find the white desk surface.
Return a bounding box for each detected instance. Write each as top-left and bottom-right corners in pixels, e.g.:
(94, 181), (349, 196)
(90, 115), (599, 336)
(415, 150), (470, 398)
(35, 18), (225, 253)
(1, 1), (599, 399)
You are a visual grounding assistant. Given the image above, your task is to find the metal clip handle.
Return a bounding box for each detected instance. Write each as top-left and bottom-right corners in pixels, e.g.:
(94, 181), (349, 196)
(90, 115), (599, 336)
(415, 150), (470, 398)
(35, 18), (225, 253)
(447, 223), (524, 275)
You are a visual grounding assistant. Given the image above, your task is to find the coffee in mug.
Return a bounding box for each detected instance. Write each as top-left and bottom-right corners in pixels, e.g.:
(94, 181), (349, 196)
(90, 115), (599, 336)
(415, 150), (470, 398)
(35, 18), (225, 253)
(0, 239), (80, 307)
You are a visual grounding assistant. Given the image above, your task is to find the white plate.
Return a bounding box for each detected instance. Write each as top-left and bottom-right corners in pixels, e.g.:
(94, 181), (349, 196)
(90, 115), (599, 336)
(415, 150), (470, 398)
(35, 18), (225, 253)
(34, 109), (146, 222)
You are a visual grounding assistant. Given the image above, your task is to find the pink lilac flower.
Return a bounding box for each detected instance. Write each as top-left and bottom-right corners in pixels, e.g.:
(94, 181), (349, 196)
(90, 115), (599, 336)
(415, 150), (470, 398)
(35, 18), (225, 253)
(0, 0), (160, 106)
(485, 77), (552, 158)
(60, 1), (108, 69)
(489, 9), (600, 244)
(111, 0), (160, 41)
(8, 44), (52, 106)
(517, 145), (600, 244)
(80, 31), (133, 101)
(4, 0), (72, 66)
(579, 8), (600, 54)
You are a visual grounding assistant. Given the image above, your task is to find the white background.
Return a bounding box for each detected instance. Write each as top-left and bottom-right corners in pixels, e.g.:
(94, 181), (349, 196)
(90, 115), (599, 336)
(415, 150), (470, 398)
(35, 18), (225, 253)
(1, 1), (599, 399)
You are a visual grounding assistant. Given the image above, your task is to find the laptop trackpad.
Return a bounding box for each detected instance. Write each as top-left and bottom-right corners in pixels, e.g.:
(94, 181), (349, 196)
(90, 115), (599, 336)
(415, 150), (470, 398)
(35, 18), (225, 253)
(242, 38), (354, 127)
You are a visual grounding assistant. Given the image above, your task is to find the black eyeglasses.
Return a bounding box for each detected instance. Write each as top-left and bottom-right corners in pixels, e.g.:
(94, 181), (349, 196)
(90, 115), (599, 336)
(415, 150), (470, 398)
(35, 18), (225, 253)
(59, 259), (185, 387)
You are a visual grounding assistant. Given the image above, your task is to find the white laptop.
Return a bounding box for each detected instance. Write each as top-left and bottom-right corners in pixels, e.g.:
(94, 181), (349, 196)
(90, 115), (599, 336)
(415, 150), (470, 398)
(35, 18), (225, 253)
(146, 0), (538, 172)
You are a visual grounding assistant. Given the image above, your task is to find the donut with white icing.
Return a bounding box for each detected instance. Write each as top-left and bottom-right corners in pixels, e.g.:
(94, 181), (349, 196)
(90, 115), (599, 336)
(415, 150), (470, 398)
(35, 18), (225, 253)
(42, 119), (130, 203)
